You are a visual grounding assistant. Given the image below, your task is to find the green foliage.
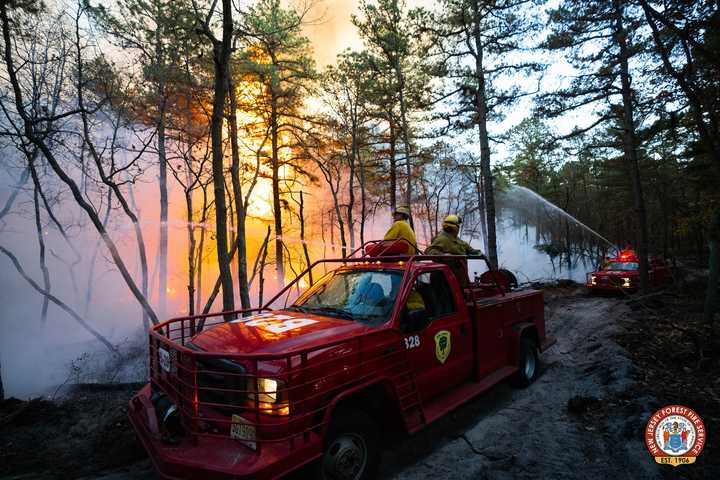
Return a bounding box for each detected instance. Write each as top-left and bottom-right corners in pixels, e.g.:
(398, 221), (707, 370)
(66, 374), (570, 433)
(240, 0), (317, 116)
(536, 0), (646, 131)
(503, 117), (561, 193)
(84, 0), (201, 124)
(352, 0), (434, 208)
(352, 0), (434, 119)
(436, 0), (546, 131)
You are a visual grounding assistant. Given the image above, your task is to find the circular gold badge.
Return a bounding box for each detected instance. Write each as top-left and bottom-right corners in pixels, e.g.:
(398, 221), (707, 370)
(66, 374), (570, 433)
(645, 405), (706, 467)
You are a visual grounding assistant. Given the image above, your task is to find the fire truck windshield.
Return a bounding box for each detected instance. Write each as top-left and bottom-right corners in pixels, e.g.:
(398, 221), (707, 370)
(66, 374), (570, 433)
(291, 269), (403, 325)
(604, 261), (639, 271)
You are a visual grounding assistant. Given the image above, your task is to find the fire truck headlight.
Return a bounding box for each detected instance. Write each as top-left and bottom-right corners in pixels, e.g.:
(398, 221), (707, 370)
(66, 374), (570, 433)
(590, 275), (596, 285)
(248, 378), (289, 415)
(257, 378), (278, 403)
(622, 277), (631, 287)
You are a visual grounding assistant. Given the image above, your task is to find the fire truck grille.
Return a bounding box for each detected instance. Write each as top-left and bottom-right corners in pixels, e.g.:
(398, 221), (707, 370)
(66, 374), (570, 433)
(196, 357), (247, 411)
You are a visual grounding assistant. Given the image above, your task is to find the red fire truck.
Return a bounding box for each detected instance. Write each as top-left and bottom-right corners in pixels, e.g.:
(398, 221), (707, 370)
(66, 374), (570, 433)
(128, 240), (555, 480)
(586, 249), (672, 292)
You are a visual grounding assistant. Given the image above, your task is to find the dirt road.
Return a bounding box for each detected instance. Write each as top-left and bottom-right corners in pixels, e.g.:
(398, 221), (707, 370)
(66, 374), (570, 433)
(8, 289), (667, 480)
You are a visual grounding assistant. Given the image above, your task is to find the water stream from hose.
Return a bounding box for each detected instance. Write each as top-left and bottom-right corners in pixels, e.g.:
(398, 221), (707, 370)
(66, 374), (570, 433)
(507, 185), (616, 249)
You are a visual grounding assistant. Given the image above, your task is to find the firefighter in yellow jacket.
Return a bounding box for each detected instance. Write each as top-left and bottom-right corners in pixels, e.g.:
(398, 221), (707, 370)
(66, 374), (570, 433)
(383, 206), (418, 254)
(426, 215), (481, 256)
(426, 215), (481, 287)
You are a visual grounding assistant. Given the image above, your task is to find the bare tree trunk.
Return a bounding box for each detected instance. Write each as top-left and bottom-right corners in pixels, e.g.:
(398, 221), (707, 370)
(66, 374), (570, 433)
(29, 158), (51, 323)
(394, 64), (413, 225)
(299, 191), (313, 284)
(228, 78), (251, 310)
(208, 0), (235, 319)
(473, 172), (488, 253)
(200, 234), (241, 319)
(249, 226), (272, 290)
(85, 189), (113, 317)
(333, 190), (347, 258)
(270, 88), (285, 283)
(614, 0), (649, 292)
(320, 212), (327, 257)
(330, 207), (336, 253)
(565, 188), (572, 270)
(34, 163), (82, 304)
(195, 184), (209, 310)
(358, 151), (367, 246)
(123, 179), (150, 329)
(316, 159), (347, 257)
(419, 175), (433, 239)
(471, 0), (498, 268)
(0, 166), (29, 220)
(258, 229), (270, 307)
(347, 118), (358, 251)
(389, 121), (397, 213)
(154, 24), (169, 320)
(347, 157), (356, 252)
(185, 188), (196, 316)
(158, 107), (168, 319)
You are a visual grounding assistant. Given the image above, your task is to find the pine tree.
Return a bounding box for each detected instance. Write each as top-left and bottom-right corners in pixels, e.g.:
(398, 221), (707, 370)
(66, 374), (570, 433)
(353, 0), (433, 224)
(537, 0), (652, 291)
(241, 0), (317, 283)
(194, 0), (236, 318)
(436, 0), (545, 268)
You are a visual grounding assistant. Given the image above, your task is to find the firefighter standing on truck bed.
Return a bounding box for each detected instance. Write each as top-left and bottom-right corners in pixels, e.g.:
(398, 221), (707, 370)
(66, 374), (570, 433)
(383, 206), (417, 254)
(426, 215), (481, 256)
(426, 215), (482, 287)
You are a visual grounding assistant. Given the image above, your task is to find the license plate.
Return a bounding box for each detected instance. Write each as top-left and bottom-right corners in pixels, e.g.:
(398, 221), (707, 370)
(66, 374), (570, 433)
(158, 348), (171, 373)
(231, 414), (257, 450)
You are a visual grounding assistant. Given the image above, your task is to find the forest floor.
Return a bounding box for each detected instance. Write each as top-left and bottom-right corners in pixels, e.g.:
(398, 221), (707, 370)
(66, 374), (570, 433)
(1, 281), (718, 480)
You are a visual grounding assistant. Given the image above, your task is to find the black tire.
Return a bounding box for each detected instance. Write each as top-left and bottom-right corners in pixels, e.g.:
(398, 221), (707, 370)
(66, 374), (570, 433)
(511, 337), (539, 388)
(314, 408), (381, 480)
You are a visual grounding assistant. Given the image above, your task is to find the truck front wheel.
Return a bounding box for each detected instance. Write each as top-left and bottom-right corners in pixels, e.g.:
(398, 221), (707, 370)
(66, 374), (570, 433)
(511, 337), (539, 387)
(316, 408), (380, 480)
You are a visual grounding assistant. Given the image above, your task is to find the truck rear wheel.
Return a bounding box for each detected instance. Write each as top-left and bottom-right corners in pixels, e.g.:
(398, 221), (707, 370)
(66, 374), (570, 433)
(316, 408), (380, 480)
(511, 337), (539, 387)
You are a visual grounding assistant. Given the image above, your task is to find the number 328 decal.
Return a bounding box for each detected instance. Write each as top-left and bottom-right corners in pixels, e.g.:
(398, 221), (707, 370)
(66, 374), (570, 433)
(404, 335), (420, 349)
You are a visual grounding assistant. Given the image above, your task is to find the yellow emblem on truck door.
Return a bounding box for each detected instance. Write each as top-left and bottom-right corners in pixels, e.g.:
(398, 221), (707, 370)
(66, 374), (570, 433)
(434, 330), (451, 364)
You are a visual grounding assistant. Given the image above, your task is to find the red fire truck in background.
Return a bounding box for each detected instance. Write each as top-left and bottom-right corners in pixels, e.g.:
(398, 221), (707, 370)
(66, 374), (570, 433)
(586, 248), (672, 292)
(128, 239), (555, 480)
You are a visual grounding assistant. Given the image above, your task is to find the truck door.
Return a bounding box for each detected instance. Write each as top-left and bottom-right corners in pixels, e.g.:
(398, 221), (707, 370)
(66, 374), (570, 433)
(473, 302), (507, 377)
(399, 269), (473, 401)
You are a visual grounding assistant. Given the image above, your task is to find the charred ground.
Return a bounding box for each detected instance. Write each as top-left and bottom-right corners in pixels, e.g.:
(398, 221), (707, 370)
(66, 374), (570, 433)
(1, 384), (146, 479)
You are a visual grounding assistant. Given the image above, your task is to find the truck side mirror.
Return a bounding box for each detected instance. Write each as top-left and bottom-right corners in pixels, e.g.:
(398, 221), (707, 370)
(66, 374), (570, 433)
(402, 308), (429, 332)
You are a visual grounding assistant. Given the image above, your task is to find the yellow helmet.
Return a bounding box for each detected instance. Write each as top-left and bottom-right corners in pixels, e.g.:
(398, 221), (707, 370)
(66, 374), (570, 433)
(394, 206), (411, 217)
(443, 214), (462, 228)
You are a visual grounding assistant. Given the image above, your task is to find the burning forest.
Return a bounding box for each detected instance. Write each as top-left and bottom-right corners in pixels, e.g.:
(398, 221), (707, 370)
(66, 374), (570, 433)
(0, 0), (719, 479)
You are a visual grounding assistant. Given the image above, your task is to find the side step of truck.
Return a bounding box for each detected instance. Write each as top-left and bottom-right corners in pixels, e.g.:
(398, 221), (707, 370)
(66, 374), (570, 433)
(411, 366), (517, 433)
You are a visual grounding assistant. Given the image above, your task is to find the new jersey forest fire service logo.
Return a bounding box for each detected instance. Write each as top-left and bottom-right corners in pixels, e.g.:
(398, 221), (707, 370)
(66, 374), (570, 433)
(645, 405), (706, 467)
(434, 330), (451, 364)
